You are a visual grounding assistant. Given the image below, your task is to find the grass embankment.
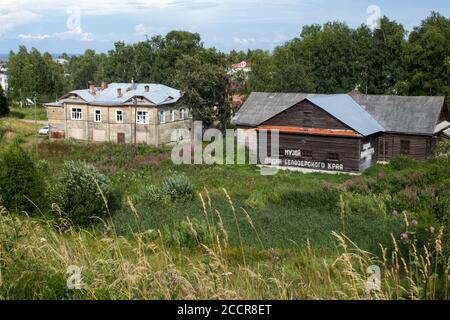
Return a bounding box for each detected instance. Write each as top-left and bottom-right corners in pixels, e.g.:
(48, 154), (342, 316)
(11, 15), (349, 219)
(0, 119), (448, 299)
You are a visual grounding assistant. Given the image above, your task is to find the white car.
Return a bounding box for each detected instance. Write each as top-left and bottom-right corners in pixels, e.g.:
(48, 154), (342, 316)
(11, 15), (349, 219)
(39, 126), (49, 135)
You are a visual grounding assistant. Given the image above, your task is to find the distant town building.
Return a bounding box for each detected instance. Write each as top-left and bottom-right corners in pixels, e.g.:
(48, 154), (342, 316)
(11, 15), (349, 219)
(45, 82), (191, 145)
(229, 61), (252, 111)
(54, 58), (69, 65)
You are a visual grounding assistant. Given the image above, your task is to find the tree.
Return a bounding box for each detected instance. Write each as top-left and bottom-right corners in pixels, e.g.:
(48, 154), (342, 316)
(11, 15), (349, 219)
(172, 55), (231, 128)
(404, 12), (450, 96)
(0, 84), (9, 116)
(0, 142), (45, 213)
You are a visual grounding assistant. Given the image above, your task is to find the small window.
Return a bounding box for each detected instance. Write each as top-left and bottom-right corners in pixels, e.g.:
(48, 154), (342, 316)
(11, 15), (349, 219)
(180, 108), (186, 120)
(170, 110), (175, 122)
(71, 108), (82, 120)
(327, 153), (340, 162)
(400, 140), (410, 155)
(159, 110), (165, 124)
(116, 110), (123, 123)
(94, 110), (101, 122)
(136, 111), (149, 124)
(379, 141), (389, 156)
(301, 150), (313, 159)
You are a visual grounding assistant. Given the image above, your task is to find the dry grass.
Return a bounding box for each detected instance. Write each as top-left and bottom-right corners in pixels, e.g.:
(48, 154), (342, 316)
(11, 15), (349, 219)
(0, 190), (448, 300)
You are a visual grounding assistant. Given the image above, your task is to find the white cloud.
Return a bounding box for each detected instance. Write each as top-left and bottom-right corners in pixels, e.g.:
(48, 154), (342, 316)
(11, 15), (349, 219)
(0, 10), (41, 37)
(18, 34), (51, 40)
(17, 27), (94, 42)
(233, 33), (288, 46)
(135, 24), (153, 36)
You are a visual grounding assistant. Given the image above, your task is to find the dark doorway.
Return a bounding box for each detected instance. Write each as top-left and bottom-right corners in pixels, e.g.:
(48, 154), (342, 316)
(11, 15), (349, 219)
(117, 133), (125, 144)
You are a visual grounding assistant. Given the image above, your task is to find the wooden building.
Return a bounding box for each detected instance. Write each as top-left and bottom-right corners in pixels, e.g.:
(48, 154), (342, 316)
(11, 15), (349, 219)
(232, 92), (449, 173)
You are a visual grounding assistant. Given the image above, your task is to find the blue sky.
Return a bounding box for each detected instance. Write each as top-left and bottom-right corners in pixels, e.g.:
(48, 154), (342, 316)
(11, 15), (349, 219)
(0, 0), (448, 54)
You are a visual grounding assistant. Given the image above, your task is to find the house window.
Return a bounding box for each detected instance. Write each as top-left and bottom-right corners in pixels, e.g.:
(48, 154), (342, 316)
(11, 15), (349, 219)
(170, 110), (175, 122)
(159, 110), (165, 124)
(301, 150), (313, 159)
(180, 108), (186, 120)
(400, 140), (411, 155)
(327, 153), (340, 162)
(136, 111), (149, 124)
(71, 108), (82, 120)
(379, 141), (389, 156)
(94, 110), (101, 122)
(116, 110), (123, 123)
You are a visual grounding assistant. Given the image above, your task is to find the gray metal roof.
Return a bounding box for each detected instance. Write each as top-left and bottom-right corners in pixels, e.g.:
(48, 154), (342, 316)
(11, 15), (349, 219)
(60, 83), (182, 106)
(231, 92), (322, 127)
(351, 94), (446, 136)
(233, 91), (447, 136)
(307, 94), (384, 136)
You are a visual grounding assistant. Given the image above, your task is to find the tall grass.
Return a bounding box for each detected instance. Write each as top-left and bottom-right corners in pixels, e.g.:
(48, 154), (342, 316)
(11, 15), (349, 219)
(0, 191), (447, 300)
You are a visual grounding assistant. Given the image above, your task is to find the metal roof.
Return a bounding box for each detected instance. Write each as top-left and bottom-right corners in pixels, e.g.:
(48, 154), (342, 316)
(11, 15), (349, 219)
(351, 94), (446, 136)
(60, 83), (182, 106)
(307, 94), (384, 136)
(231, 92), (322, 127)
(233, 92), (447, 136)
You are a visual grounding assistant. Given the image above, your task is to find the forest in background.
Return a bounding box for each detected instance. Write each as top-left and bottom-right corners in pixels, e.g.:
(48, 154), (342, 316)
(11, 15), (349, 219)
(3, 12), (450, 126)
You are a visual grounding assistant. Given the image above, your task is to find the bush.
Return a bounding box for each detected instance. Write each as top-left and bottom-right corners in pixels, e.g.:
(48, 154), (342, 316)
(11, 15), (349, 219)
(0, 84), (9, 116)
(0, 142), (45, 213)
(245, 191), (268, 209)
(161, 174), (195, 201)
(50, 161), (112, 226)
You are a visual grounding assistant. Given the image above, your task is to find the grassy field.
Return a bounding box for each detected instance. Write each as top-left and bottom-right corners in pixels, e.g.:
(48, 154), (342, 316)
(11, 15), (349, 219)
(0, 116), (449, 300)
(9, 106), (48, 121)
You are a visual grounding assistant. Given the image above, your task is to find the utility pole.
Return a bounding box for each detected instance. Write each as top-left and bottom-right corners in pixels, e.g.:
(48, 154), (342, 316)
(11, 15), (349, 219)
(34, 94), (37, 125)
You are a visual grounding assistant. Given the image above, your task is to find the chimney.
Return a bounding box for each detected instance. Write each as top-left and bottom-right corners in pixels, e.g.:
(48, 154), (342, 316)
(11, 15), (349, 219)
(88, 81), (96, 95)
(144, 85), (150, 93)
(117, 87), (122, 98)
(101, 81), (108, 90)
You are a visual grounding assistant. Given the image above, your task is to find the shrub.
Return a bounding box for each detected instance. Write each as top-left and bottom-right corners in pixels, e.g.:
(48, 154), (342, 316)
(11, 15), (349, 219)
(50, 161), (112, 226)
(0, 84), (9, 116)
(161, 174), (195, 201)
(245, 191), (268, 209)
(0, 142), (45, 213)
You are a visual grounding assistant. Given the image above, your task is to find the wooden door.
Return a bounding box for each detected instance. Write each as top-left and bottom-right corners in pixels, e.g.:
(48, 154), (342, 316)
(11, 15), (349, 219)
(117, 133), (125, 144)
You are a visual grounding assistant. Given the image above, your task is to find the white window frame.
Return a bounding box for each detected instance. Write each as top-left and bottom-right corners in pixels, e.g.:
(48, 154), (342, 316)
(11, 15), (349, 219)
(170, 110), (175, 122)
(116, 110), (124, 123)
(136, 111), (149, 124)
(180, 108), (186, 120)
(159, 110), (165, 124)
(94, 109), (102, 123)
(71, 108), (83, 120)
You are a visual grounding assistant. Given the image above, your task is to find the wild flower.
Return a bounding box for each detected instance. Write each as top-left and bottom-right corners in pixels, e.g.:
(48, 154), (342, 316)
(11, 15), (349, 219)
(411, 220), (418, 226)
(400, 232), (409, 240)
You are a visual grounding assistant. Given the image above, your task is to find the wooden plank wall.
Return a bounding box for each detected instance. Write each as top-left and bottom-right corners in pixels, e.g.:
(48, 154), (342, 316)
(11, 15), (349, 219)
(259, 132), (362, 172)
(378, 134), (432, 161)
(264, 100), (349, 130)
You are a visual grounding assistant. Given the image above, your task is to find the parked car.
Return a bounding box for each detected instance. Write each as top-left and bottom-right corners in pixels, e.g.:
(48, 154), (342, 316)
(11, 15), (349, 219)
(39, 126), (49, 135)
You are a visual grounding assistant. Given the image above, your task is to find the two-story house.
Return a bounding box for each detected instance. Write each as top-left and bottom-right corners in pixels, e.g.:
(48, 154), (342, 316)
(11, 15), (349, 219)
(45, 82), (191, 145)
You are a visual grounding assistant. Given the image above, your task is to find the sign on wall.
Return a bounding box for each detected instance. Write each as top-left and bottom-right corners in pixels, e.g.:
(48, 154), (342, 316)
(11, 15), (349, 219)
(262, 149), (345, 172)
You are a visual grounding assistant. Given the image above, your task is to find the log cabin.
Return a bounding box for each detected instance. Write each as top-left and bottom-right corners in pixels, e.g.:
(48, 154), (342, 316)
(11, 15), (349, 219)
(231, 92), (449, 173)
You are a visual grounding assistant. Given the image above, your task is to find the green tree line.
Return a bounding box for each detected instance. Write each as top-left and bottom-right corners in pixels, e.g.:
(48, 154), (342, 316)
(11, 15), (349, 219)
(5, 13), (450, 125)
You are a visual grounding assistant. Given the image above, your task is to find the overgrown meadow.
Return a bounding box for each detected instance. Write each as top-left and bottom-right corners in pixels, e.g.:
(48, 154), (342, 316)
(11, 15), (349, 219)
(0, 117), (449, 300)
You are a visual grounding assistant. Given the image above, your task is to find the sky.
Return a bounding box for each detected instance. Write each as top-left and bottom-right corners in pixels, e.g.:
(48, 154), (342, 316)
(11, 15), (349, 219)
(0, 0), (449, 55)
